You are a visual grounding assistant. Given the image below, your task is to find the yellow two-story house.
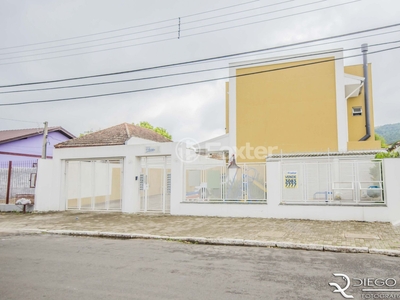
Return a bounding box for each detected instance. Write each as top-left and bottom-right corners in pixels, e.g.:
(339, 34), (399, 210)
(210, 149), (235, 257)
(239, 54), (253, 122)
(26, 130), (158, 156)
(201, 46), (381, 162)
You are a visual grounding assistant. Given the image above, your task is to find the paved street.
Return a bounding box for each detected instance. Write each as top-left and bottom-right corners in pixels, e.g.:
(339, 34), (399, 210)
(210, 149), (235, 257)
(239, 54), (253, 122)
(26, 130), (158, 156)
(1, 234), (399, 300)
(1, 211), (400, 250)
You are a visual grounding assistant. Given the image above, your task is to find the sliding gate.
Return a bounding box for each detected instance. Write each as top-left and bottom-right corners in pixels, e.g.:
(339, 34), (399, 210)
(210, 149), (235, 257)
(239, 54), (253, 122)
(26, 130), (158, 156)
(140, 156), (171, 213)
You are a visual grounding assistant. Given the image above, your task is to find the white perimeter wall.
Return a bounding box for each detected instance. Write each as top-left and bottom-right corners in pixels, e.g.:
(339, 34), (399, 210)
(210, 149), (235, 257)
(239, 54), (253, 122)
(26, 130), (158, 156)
(171, 159), (400, 224)
(34, 159), (57, 211)
(34, 143), (400, 224)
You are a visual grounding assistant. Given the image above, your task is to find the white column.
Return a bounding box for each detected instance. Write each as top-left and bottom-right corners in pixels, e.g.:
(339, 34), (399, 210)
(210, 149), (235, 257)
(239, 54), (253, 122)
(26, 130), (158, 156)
(382, 159), (400, 225)
(228, 66), (237, 156)
(170, 143), (184, 215)
(334, 51), (348, 152)
(121, 153), (139, 213)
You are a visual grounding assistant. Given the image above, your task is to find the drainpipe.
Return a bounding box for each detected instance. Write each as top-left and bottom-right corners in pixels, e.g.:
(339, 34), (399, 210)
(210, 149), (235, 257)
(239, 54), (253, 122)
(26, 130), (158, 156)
(359, 43), (371, 141)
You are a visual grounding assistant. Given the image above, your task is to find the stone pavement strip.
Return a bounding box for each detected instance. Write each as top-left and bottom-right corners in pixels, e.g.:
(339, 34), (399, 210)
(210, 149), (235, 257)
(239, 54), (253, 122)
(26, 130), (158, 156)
(1, 211), (400, 256)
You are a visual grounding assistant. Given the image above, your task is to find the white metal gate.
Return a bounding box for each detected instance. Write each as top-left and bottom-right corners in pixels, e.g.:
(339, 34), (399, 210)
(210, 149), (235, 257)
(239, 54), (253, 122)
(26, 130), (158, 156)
(65, 159), (123, 211)
(184, 163), (267, 202)
(140, 156), (171, 213)
(281, 159), (384, 204)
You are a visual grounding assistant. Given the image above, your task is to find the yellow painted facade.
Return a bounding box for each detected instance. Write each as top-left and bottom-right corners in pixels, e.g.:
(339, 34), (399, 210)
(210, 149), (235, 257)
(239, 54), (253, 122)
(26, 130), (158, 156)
(227, 56), (380, 162)
(345, 64), (381, 150)
(235, 57), (339, 162)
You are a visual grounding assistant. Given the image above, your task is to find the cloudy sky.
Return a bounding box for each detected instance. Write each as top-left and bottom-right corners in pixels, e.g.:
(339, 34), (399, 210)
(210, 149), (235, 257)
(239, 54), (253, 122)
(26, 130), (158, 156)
(0, 0), (399, 142)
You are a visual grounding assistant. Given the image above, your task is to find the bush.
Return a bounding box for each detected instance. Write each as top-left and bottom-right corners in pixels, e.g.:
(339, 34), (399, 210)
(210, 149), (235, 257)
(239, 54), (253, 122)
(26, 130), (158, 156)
(375, 133), (387, 148)
(375, 151), (399, 159)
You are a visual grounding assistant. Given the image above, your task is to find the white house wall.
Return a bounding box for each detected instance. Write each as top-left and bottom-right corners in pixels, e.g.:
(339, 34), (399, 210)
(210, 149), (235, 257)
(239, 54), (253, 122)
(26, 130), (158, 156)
(126, 136), (158, 145)
(37, 142), (182, 214)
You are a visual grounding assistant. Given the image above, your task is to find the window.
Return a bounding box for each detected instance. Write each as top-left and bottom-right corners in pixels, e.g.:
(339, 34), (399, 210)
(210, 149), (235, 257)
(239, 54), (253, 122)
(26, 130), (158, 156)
(352, 107), (362, 116)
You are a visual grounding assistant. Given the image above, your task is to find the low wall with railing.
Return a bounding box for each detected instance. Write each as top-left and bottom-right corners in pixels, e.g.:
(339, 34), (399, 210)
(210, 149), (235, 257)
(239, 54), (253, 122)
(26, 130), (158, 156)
(172, 158), (400, 223)
(31, 145), (400, 223)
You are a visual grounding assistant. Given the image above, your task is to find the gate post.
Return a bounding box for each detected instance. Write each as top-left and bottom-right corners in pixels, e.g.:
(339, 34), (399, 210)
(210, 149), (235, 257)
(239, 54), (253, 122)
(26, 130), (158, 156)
(6, 161), (12, 204)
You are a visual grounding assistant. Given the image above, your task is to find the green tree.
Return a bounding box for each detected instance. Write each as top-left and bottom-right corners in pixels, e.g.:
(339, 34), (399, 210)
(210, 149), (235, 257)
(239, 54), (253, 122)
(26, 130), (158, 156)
(135, 121), (172, 140)
(154, 127), (172, 140)
(375, 133), (387, 148)
(138, 121), (154, 131)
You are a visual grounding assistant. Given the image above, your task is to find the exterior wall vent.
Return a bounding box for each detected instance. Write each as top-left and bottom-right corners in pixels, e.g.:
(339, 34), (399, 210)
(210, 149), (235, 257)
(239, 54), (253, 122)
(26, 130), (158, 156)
(352, 107), (362, 116)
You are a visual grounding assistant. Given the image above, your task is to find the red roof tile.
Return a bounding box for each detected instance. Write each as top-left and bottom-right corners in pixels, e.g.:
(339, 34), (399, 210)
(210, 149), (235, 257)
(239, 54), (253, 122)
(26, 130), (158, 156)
(55, 123), (171, 148)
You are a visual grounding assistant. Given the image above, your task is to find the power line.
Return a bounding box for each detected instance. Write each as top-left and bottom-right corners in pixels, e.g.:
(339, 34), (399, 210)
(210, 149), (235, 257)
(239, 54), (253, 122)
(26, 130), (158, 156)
(0, 30), (178, 61)
(0, 0), (315, 61)
(0, 49), (350, 94)
(0, 25), (178, 57)
(183, 0), (327, 32)
(0, 117), (40, 124)
(181, 0), (260, 18)
(0, 37), (178, 67)
(1, 22), (399, 89)
(1, 45), (398, 107)
(0, 0), (360, 66)
(183, 0), (360, 38)
(175, 0), (293, 24)
(0, 0), (284, 57)
(2, 39), (399, 95)
(227, 28), (400, 64)
(0, 0), (260, 51)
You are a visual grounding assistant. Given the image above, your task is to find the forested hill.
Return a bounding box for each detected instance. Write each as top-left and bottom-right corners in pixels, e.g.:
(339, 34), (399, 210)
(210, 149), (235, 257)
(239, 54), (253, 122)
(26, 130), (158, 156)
(375, 123), (400, 144)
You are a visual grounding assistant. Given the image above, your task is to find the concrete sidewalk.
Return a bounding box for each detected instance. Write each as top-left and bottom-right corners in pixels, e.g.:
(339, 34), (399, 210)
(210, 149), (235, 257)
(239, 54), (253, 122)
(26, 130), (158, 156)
(1, 211), (400, 255)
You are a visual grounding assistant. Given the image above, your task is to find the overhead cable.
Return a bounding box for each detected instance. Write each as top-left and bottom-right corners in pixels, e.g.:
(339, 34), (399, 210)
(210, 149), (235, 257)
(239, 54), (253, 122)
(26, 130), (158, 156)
(1, 22), (399, 89)
(1, 45), (398, 107)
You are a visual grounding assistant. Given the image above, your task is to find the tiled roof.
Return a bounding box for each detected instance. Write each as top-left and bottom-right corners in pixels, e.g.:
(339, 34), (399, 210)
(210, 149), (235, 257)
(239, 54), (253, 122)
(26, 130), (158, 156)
(55, 123), (171, 148)
(0, 127), (75, 145)
(266, 150), (384, 160)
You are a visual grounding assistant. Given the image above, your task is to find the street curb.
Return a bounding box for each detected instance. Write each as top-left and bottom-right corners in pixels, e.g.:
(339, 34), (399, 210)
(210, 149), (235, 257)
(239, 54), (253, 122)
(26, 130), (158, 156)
(323, 245), (369, 253)
(33, 229), (400, 257)
(369, 248), (400, 256)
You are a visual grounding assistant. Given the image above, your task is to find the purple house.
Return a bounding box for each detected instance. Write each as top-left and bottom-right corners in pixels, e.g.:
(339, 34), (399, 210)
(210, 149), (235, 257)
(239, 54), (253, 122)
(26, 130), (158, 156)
(0, 127), (75, 162)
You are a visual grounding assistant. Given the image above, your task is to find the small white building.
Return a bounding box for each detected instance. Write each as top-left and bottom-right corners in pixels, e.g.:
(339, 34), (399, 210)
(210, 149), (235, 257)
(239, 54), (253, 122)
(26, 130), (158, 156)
(36, 123), (179, 214)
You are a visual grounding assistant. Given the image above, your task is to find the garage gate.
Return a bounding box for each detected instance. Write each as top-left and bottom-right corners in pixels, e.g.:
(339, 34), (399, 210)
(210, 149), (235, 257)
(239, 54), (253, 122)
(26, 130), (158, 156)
(65, 159), (123, 211)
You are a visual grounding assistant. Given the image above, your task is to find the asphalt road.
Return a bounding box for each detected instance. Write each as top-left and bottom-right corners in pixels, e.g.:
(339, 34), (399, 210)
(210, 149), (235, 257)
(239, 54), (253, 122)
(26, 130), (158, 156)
(0, 234), (399, 300)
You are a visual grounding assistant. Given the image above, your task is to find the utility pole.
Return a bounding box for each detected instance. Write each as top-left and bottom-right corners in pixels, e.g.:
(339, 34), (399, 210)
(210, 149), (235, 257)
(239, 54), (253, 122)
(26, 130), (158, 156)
(41, 121), (48, 159)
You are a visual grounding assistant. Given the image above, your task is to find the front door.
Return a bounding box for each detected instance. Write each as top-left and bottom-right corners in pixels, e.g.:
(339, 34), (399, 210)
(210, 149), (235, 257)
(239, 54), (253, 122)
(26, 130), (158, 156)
(139, 156), (171, 213)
